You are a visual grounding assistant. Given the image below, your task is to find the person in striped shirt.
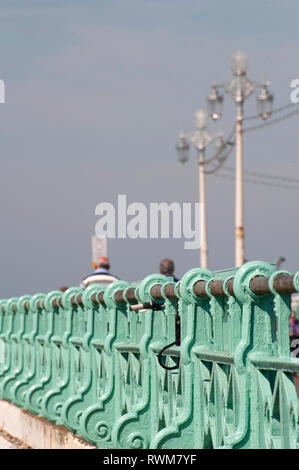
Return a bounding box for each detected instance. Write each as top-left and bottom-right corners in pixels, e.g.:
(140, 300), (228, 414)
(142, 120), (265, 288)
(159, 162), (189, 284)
(80, 256), (119, 289)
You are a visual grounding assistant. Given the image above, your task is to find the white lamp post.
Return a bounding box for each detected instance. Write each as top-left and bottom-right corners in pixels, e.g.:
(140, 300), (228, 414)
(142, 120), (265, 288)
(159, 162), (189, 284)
(206, 51), (274, 267)
(176, 109), (222, 269)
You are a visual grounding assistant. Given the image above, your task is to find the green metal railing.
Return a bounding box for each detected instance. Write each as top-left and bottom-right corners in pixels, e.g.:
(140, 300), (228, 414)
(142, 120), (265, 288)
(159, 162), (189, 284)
(0, 261), (298, 449)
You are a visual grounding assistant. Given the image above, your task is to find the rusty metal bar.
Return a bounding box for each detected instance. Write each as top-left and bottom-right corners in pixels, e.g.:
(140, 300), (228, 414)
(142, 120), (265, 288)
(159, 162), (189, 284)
(149, 283), (177, 300)
(125, 287), (139, 303)
(22, 273), (298, 313)
(114, 290), (126, 304)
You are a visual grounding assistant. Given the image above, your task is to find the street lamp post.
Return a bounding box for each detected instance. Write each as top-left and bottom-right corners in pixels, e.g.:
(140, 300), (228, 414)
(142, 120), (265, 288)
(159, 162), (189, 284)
(207, 51), (274, 267)
(176, 109), (220, 269)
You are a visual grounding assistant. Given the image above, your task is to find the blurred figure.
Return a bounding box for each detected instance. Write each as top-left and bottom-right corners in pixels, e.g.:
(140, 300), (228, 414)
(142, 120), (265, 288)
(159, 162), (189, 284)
(59, 286), (68, 292)
(80, 256), (119, 289)
(159, 258), (179, 282)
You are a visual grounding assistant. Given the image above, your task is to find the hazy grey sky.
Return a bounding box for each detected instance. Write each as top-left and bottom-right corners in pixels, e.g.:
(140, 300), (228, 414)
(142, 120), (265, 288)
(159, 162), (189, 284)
(0, 0), (298, 298)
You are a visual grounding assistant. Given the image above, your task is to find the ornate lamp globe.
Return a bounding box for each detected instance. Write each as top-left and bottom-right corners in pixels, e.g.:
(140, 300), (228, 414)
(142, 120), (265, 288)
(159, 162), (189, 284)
(176, 132), (190, 164)
(207, 85), (223, 121)
(256, 84), (273, 120)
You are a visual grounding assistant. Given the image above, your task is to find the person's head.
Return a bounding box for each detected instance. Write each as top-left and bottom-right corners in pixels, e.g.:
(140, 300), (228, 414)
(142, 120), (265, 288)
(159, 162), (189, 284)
(159, 258), (175, 276)
(95, 256), (110, 270)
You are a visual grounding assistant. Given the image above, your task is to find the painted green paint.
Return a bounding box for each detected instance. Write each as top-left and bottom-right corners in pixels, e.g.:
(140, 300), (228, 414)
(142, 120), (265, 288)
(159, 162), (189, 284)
(0, 261), (298, 449)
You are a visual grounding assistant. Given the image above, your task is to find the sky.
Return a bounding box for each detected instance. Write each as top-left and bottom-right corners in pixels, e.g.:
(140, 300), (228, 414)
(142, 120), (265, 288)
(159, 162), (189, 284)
(0, 0), (298, 298)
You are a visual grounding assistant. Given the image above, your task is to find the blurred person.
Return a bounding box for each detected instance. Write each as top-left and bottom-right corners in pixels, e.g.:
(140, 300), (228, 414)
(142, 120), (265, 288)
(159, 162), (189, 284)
(159, 258), (179, 283)
(80, 256), (119, 289)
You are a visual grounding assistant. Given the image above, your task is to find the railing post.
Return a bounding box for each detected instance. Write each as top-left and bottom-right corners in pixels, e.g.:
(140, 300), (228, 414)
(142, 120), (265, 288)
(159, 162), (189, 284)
(0, 298), (18, 399)
(153, 268), (214, 449)
(111, 273), (171, 449)
(12, 293), (45, 408)
(24, 291), (58, 415)
(61, 285), (104, 433)
(229, 261), (276, 449)
(79, 280), (129, 447)
(40, 287), (82, 423)
(2, 295), (32, 403)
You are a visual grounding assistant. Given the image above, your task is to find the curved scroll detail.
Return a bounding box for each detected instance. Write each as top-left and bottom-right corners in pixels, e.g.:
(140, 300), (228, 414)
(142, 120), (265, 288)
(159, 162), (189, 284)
(224, 261), (276, 448)
(41, 287), (83, 424)
(0, 299), (8, 379)
(2, 295), (32, 403)
(24, 291), (61, 415)
(151, 269), (213, 449)
(0, 297), (19, 399)
(61, 285), (107, 433)
(111, 275), (173, 449)
(80, 280), (129, 447)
